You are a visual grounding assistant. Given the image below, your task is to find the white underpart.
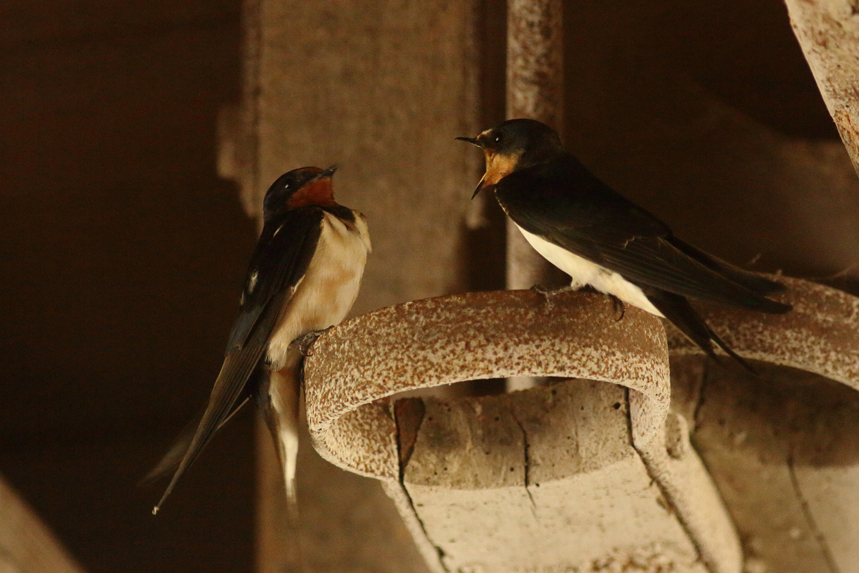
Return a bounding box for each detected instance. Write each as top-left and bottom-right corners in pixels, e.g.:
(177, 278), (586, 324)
(516, 225), (664, 317)
(264, 209), (371, 515)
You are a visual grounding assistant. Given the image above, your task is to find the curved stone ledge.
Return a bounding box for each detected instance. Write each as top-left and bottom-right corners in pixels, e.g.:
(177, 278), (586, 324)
(304, 290), (669, 480)
(667, 276), (859, 387)
(303, 290), (742, 573)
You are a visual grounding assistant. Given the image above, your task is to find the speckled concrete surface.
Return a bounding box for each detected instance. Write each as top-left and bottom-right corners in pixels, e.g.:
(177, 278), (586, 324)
(304, 289), (741, 572)
(667, 276), (859, 386)
(669, 278), (859, 572)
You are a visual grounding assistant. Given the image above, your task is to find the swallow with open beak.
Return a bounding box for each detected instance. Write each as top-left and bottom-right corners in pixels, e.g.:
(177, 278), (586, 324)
(458, 118), (790, 369)
(151, 166), (371, 523)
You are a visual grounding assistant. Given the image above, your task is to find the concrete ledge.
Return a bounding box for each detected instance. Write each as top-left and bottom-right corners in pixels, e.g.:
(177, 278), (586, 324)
(667, 276), (859, 384)
(668, 277), (859, 572)
(305, 290), (669, 477)
(304, 290), (741, 572)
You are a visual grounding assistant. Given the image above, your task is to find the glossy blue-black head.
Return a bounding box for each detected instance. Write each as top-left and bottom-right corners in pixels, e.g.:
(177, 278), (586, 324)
(457, 119), (563, 197)
(262, 165), (337, 221)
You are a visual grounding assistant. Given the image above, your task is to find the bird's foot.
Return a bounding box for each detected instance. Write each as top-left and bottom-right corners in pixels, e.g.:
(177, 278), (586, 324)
(608, 294), (626, 322)
(294, 328), (332, 357)
(530, 284), (574, 311)
(530, 284), (574, 296)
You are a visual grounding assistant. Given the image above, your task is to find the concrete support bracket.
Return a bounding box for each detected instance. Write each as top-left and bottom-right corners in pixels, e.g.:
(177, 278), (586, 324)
(785, 0), (859, 177)
(303, 290), (742, 572)
(669, 276), (859, 572)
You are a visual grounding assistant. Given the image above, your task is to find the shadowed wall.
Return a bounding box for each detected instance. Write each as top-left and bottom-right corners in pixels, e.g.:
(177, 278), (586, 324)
(0, 1), (255, 571)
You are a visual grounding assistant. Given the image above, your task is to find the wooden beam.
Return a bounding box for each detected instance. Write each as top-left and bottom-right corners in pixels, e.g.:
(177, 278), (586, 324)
(222, 1), (487, 570)
(505, 0), (565, 292)
(0, 475), (86, 573)
(785, 0), (859, 177)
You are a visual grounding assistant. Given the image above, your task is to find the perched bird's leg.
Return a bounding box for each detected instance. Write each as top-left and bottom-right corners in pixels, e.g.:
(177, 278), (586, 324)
(609, 294), (626, 321)
(530, 283), (575, 311)
(294, 327), (333, 357)
(530, 283), (574, 296)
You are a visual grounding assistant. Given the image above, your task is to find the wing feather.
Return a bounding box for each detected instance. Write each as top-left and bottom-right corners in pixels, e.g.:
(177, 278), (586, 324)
(153, 207), (324, 512)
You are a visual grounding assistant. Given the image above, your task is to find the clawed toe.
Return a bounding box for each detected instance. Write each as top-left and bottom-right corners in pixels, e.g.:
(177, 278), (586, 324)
(530, 284), (574, 296)
(295, 327), (332, 357)
(609, 295), (626, 321)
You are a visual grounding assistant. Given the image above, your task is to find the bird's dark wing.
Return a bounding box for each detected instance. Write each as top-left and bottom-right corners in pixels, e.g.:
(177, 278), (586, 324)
(496, 157), (789, 312)
(665, 236), (787, 295)
(153, 207), (324, 512)
(643, 287), (756, 373)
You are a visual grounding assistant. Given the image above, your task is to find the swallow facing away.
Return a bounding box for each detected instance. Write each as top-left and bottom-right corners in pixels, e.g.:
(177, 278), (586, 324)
(151, 166), (371, 525)
(458, 119), (790, 369)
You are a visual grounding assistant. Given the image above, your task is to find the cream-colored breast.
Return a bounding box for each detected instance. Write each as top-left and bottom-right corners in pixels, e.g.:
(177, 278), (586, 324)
(266, 210), (371, 369)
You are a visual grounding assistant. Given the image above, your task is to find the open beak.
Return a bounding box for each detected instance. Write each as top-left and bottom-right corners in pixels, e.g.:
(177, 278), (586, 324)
(471, 178), (485, 198)
(456, 136), (481, 147)
(457, 137), (490, 198)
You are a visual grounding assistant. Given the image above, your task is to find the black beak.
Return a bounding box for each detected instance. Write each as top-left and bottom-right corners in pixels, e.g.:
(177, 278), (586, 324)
(458, 137), (489, 198)
(472, 176), (490, 199)
(456, 136), (481, 147)
(317, 164), (338, 179)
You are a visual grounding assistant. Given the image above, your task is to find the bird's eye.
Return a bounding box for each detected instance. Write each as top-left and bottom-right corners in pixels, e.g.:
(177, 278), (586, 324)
(493, 132), (504, 144)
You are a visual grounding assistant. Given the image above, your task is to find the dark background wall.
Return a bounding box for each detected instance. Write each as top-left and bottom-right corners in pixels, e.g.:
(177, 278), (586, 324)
(0, 0), (856, 572)
(560, 0), (857, 279)
(1, 1), (256, 571)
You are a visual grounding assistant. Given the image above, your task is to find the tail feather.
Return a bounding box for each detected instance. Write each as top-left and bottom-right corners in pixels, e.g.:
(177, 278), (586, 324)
(645, 288), (756, 374)
(258, 348), (305, 568)
(153, 344), (267, 514)
(145, 394), (253, 486)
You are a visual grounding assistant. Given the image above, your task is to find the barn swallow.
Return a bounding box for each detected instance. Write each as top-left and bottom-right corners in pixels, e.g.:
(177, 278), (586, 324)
(151, 166), (371, 520)
(458, 118), (790, 369)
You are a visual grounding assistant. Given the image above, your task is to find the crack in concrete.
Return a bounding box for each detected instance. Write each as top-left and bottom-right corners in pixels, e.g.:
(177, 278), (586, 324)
(511, 410), (537, 515)
(392, 480), (451, 573)
(692, 359), (709, 433)
(393, 398), (425, 480)
(623, 387), (636, 449)
(625, 388), (712, 572)
(787, 452), (841, 573)
(392, 399), (451, 573)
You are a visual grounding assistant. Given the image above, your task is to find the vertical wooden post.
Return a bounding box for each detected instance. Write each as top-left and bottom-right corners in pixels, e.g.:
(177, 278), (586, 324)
(224, 1), (485, 571)
(784, 0), (859, 178)
(506, 0), (565, 390)
(505, 0), (565, 292)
